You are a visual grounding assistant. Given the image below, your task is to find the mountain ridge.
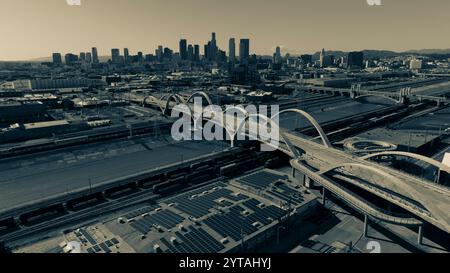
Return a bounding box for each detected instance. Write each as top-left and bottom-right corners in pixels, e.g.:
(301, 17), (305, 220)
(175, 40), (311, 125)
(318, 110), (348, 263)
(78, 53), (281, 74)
(3, 48), (450, 63)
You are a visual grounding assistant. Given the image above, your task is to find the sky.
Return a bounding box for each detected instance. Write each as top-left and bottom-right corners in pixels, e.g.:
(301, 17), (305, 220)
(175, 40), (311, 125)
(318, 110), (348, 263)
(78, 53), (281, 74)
(0, 0), (450, 61)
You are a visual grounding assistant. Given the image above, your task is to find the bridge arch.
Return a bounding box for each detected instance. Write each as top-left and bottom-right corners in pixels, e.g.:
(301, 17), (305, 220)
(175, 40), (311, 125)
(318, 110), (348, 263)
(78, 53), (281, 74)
(201, 117), (238, 145)
(361, 151), (450, 176)
(271, 109), (332, 148)
(219, 105), (248, 136)
(160, 94), (185, 115)
(354, 94), (399, 104)
(224, 105), (249, 118)
(186, 91), (213, 106)
(235, 113), (300, 157)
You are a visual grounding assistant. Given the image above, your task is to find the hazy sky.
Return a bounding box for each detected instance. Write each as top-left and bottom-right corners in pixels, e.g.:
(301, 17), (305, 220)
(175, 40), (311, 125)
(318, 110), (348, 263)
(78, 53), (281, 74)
(1, 0), (450, 60)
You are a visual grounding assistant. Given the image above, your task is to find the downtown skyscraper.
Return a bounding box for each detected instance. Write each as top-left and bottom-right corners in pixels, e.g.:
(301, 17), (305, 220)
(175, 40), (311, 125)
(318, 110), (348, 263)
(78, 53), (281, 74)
(229, 38), (236, 64)
(111, 48), (121, 64)
(124, 48), (130, 63)
(179, 39), (187, 60)
(92, 47), (99, 63)
(239, 38), (250, 63)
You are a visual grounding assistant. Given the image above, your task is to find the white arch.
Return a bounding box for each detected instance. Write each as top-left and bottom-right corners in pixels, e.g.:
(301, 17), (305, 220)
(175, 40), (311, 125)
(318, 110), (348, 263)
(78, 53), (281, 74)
(218, 105), (251, 134)
(270, 109), (332, 148)
(235, 113), (300, 157)
(361, 151), (450, 175)
(160, 94), (185, 115)
(225, 105), (249, 118)
(160, 93), (185, 103)
(355, 94), (399, 104)
(201, 117), (238, 145)
(186, 91), (213, 106)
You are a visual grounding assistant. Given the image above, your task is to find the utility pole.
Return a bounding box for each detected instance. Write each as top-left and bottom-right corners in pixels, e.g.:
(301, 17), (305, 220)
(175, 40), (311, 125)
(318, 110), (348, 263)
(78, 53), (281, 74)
(408, 133), (412, 152)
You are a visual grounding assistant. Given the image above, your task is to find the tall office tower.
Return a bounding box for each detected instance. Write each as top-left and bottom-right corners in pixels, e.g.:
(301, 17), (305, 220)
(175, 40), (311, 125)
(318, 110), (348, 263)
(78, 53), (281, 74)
(163, 47), (173, 60)
(300, 54), (312, 64)
(156, 45), (164, 61)
(137, 52), (143, 62)
(92, 47), (99, 63)
(124, 48), (130, 63)
(347, 51), (364, 69)
(273, 46), (281, 64)
(229, 38), (236, 64)
(179, 39), (188, 60)
(79, 52), (86, 61)
(158, 45), (164, 61)
(111, 48), (121, 64)
(319, 48), (325, 67)
(85, 52), (92, 63)
(52, 53), (62, 64)
(194, 45), (200, 62)
(187, 44), (194, 61)
(204, 42), (211, 60)
(210, 32), (218, 61)
(64, 53), (78, 65)
(239, 39), (250, 63)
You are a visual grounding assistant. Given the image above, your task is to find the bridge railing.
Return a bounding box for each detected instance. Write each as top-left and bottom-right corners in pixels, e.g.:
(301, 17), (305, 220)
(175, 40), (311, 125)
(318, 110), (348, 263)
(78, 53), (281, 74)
(292, 161), (422, 226)
(324, 172), (424, 225)
(332, 172), (433, 220)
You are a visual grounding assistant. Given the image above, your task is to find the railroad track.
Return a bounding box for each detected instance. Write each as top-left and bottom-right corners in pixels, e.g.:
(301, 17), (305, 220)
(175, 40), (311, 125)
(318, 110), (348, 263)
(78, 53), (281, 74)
(0, 189), (158, 245)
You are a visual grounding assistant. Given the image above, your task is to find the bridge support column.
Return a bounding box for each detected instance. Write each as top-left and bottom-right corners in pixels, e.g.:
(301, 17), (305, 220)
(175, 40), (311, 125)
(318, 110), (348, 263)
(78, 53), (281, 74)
(363, 215), (369, 237)
(322, 188), (327, 206)
(417, 225), (424, 245)
(304, 176), (314, 188)
(292, 168), (296, 178)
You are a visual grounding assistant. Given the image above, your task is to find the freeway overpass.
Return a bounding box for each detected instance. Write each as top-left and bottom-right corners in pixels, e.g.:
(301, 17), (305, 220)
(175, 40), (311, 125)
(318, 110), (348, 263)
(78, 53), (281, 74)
(298, 86), (449, 106)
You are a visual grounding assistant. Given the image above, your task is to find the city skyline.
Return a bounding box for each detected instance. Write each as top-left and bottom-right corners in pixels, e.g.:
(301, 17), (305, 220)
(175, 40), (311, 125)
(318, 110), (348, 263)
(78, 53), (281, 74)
(1, 0), (450, 61)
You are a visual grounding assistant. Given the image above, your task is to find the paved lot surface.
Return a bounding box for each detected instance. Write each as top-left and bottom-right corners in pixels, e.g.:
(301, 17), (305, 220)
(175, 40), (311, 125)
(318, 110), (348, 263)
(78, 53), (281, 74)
(290, 201), (412, 253)
(0, 136), (225, 211)
(280, 99), (389, 131)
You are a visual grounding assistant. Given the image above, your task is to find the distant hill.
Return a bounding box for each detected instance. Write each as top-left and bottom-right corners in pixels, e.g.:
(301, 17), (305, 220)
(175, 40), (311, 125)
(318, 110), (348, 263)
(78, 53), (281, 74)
(7, 48), (450, 63)
(404, 48), (450, 55)
(310, 50), (401, 60)
(25, 55), (111, 63)
(309, 48), (450, 60)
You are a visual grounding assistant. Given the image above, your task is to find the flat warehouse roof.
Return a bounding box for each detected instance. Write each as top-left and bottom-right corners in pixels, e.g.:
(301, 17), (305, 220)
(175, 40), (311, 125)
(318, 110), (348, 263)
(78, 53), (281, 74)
(23, 120), (69, 130)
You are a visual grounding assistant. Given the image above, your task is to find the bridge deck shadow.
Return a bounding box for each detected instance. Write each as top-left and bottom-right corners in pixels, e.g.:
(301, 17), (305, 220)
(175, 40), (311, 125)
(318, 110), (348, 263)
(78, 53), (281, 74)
(327, 195), (426, 253)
